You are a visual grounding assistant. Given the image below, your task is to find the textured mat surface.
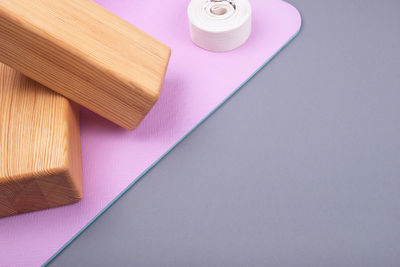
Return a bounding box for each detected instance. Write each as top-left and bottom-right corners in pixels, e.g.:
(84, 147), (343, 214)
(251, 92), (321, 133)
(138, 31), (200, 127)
(0, 0), (301, 265)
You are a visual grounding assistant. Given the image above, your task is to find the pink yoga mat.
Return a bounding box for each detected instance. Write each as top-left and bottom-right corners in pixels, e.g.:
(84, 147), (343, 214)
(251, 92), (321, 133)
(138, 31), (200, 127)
(0, 0), (301, 265)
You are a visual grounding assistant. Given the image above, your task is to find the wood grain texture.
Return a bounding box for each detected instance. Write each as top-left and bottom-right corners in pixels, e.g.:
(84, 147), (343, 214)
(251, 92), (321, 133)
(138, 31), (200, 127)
(0, 0), (171, 130)
(0, 63), (82, 218)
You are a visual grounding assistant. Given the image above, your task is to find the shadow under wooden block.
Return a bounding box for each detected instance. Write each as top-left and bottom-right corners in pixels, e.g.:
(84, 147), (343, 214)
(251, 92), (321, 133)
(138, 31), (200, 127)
(0, 63), (82, 218)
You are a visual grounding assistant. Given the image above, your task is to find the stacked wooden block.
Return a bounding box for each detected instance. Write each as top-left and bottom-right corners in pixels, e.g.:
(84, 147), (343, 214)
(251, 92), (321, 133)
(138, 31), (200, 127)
(0, 0), (171, 217)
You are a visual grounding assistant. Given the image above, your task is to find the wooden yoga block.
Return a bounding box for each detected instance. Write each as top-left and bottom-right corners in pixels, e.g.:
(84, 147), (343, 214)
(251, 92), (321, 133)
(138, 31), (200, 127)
(0, 63), (82, 218)
(0, 0), (171, 130)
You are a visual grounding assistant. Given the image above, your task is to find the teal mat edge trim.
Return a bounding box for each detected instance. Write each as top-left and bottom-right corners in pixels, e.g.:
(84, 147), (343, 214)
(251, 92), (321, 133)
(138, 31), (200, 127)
(44, 13), (302, 267)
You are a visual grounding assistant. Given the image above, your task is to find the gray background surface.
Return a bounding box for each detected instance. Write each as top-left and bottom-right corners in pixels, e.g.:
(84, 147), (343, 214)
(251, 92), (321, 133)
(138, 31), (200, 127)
(50, 0), (400, 266)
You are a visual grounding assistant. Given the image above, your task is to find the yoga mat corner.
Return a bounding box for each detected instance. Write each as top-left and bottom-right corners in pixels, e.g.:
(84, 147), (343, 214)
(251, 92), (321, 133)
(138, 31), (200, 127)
(0, 1), (301, 266)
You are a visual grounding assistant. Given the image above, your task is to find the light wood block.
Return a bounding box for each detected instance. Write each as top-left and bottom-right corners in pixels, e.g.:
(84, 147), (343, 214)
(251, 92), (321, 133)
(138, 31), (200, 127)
(0, 63), (82, 218)
(0, 0), (171, 130)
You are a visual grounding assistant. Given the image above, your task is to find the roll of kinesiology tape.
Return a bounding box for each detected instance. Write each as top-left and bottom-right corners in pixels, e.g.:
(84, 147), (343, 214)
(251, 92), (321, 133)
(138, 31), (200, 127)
(188, 0), (252, 52)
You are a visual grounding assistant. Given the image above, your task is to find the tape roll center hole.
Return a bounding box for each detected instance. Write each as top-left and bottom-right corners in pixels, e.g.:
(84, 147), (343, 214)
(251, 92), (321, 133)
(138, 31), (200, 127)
(210, 5), (228, 15)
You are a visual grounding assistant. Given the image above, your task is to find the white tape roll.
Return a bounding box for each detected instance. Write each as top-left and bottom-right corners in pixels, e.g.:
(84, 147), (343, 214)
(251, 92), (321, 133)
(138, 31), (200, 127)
(188, 0), (252, 52)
